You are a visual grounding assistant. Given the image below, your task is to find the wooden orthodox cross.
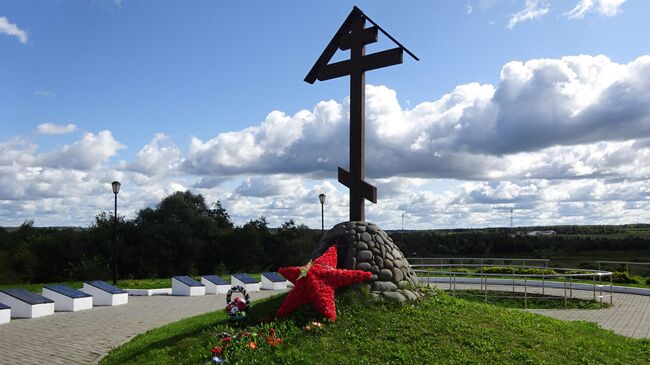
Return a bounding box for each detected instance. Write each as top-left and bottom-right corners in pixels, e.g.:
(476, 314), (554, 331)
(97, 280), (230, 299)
(305, 6), (418, 222)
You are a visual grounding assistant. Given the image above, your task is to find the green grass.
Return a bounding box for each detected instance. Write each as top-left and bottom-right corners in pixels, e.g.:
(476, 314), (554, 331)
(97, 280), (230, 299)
(450, 290), (610, 309)
(0, 274), (263, 293)
(0, 278), (171, 292)
(100, 287), (650, 365)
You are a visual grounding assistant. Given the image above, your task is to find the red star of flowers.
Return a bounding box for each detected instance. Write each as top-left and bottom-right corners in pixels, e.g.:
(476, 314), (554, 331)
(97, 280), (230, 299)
(276, 244), (372, 321)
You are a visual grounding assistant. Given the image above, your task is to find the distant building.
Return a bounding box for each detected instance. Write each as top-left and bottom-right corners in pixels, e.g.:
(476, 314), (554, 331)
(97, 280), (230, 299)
(526, 230), (556, 237)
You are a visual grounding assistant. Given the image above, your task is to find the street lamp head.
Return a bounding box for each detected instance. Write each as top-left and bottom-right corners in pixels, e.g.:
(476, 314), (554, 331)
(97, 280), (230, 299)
(318, 193), (326, 205)
(111, 181), (121, 194)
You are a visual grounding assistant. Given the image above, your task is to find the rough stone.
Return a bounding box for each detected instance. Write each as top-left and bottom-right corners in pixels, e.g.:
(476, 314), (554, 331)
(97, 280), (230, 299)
(384, 260), (394, 269)
(397, 280), (411, 289)
(382, 291), (406, 304)
(370, 265), (379, 274)
(361, 232), (372, 242)
(376, 235), (384, 245)
(355, 225), (366, 233)
(378, 269), (393, 281)
(367, 224), (378, 234)
(356, 242), (368, 250)
(400, 289), (418, 302)
(356, 262), (372, 271)
(375, 256), (384, 268)
(356, 250), (373, 261)
(371, 281), (397, 292)
(392, 268), (404, 282)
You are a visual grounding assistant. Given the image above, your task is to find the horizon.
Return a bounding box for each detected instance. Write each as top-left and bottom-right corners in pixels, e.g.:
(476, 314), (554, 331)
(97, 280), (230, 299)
(2, 0), (650, 229)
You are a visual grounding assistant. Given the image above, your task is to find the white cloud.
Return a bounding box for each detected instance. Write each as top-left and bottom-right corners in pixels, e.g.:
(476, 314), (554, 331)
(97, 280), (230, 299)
(122, 133), (181, 177)
(0, 16), (27, 44)
(36, 123), (77, 135)
(508, 0), (550, 29)
(465, 3), (473, 14)
(3, 54), (650, 229)
(566, 0), (626, 19)
(38, 131), (124, 170)
(182, 55), (650, 183)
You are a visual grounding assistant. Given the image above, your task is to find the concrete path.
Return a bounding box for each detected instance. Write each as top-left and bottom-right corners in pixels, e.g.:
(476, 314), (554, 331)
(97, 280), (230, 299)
(0, 290), (285, 365)
(429, 282), (650, 339)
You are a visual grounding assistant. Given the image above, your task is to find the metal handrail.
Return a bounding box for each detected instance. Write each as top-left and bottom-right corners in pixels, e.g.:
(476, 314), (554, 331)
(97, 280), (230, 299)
(409, 257), (550, 262)
(412, 261), (614, 309)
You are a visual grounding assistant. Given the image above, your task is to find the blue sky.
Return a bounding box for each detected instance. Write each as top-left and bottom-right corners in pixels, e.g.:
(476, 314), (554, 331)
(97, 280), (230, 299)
(2, 0), (650, 229)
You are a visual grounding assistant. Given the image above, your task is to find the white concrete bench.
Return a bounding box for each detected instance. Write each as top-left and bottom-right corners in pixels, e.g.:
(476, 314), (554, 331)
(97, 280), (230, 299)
(261, 272), (288, 290)
(201, 275), (231, 294)
(172, 276), (205, 296)
(231, 274), (260, 292)
(0, 289), (55, 319)
(42, 285), (93, 312)
(0, 302), (10, 324)
(81, 281), (128, 306)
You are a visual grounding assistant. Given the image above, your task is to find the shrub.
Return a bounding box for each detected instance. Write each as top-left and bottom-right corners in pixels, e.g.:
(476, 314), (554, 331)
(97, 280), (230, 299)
(645, 277), (650, 286)
(450, 268), (470, 273)
(479, 266), (556, 275)
(611, 271), (639, 284)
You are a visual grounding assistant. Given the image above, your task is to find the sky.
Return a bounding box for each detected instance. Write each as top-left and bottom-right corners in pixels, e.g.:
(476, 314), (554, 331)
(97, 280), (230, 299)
(1, 0), (650, 229)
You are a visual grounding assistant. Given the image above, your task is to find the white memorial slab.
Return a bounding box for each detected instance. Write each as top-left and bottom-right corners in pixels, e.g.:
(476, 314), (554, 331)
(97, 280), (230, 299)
(81, 281), (128, 306)
(0, 289), (54, 319)
(231, 273), (261, 292)
(172, 276), (205, 296)
(201, 275), (231, 294)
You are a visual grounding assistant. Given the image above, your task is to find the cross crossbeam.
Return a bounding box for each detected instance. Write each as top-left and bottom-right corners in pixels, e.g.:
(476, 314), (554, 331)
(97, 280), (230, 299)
(305, 7), (417, 221)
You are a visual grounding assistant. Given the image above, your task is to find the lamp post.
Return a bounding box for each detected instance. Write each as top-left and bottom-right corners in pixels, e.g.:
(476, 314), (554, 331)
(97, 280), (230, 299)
(318, 193), (326, 236)
(111, 181), (121, 285)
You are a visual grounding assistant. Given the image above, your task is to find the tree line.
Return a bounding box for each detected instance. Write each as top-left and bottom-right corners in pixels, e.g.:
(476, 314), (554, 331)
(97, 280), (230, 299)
(0, 191), (320, 284)
(1, 191), (649, 284)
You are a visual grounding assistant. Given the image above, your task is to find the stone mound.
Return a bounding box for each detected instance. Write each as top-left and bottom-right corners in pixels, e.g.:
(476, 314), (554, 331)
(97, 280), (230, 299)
(311, 221), (420, 303)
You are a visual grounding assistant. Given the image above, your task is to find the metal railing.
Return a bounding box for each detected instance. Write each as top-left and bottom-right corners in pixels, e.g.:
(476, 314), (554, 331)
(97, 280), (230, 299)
(410, 260), (613, 309)
(410, 257), (550, 268)
(596, 260), (650, 274)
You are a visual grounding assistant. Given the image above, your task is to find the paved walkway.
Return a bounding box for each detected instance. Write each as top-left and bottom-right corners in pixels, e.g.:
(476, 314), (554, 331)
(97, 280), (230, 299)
(0, 290), (285, 365)
(429, 282), (650, 338)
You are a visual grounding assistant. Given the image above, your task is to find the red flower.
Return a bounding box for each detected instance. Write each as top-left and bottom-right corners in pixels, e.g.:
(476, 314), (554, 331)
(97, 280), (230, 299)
(221, 337), (232, 343)
(246, 341), (257, 350)
(276, 244), (372, 321)
(211, 346), (223, 354)
(267, 337), (283, 346)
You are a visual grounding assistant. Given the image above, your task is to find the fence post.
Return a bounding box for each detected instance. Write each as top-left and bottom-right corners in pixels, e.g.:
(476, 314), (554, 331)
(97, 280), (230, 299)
(484, 273), (488, 304)
(593, 274), (596, 301)
(524, 275), (528, 310)
(610, 274), (613, 305)
(564, 276), (566, 309)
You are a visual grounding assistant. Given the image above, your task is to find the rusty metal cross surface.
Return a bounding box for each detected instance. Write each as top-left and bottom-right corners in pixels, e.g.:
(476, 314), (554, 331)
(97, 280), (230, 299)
(305, 6), (418, 222)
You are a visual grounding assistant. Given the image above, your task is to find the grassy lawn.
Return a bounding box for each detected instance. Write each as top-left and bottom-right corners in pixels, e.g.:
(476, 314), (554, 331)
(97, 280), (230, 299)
(100, 287), (650, 365)
(450, 290), (610, 309)
(0, 274), (262, 293)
